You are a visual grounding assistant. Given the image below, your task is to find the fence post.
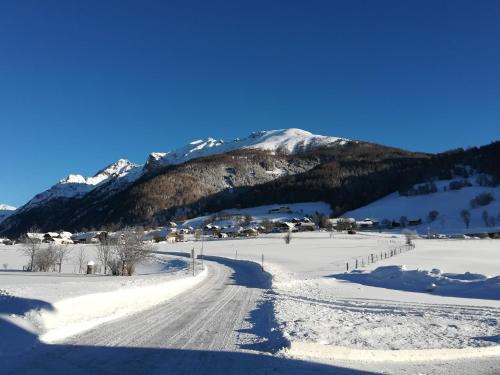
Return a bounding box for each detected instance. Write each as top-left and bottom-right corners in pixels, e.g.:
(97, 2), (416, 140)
(355, 259), (358, 268)
(261, 253), (264, 272)
(346, 262), (349, 272)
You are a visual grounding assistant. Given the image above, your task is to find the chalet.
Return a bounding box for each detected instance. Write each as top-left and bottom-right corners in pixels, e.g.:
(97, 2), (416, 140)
(221, 225), (243, 236)
(43, 232), (74, 244)
(25, 232), (44, 243)
(356, 219), (374, 229)
(296, 221), (316, 231)
(71, 232), (101, 244)
(273, 221), (295, 232)
(241, 227), (259, 237)
(1, 238), (13, 245)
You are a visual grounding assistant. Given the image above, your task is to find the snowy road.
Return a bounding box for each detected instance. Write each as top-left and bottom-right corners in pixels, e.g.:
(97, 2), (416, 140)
(3, 257), (370, 375)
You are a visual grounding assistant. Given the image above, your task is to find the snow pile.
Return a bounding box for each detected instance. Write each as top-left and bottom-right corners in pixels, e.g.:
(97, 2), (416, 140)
(336, 265), (500, 300)
(34, 267), (207, 343)
(283, 342), (500, 362)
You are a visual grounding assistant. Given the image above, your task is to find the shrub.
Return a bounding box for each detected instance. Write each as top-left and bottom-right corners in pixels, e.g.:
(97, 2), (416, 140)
(470, 192), (495, 209)
(428, 210), (439, 222)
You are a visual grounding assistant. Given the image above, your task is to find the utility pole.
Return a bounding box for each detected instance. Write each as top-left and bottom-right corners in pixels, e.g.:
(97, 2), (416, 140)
(191, 248), (195, 276)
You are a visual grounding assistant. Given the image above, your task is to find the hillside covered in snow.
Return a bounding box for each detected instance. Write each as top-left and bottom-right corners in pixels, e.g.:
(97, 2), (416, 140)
(345, 176), (500, 234)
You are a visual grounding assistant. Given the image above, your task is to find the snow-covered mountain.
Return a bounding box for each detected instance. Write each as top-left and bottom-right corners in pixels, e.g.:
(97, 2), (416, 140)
(22, 159), (143, 210)
(0, 204), (16, 223)
(147, 128), (348, 167)
(20, 129), (349, 210)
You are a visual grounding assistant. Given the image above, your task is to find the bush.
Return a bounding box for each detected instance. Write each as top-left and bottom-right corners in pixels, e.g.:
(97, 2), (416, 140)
(470, 192), (495, 208)
(428, 210), (439, 222)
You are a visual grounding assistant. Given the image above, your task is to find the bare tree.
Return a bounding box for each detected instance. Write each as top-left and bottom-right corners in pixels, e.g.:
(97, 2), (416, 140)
(96, 238), (113, 275)
(20, 225), (42, 271)
(460, 209), (471, 229)
(75, 247), (88, 274)
(284, 230), (292, 244)
(114, 227), (152, 276)
(482, 210), (489, 227)
(54, 244), (70, 273)
(194, 228), (202, 241)
(33, 243), (58, 272)
(260, 219), (273, 233)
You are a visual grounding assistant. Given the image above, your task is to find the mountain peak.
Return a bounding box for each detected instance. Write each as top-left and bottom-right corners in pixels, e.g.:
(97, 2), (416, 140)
(154, 128), (348, 166)
(0, 204), (16, 211)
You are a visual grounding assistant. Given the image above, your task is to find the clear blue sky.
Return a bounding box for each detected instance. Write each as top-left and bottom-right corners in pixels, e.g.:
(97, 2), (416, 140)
(1, 0), (499, 207)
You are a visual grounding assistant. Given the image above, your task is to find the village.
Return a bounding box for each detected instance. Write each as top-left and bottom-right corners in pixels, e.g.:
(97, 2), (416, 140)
(0, 205), (431, 247)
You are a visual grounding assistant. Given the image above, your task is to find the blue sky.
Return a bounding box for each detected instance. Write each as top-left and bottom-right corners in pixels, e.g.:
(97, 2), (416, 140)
(1, 0), (499, 207)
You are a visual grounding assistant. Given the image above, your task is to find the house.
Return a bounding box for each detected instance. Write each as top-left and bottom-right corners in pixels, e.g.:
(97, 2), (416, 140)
(296, 221), (316, 231)
(71, 232), (101, 244)
(328, 217), (356, 230)
(273, 221), (295, 232)
(144, 227), (179, 243)
(356, 219), (374, 229)
(25, 232), (44, 243)
(221, 225), (242, 236)
(241, 227), (259, 237)
(42, 232), (73, 244)
(1, 238), (13, 245)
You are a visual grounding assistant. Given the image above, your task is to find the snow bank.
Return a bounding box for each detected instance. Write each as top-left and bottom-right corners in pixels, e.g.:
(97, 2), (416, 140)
(34, 267), (207, 343)
(283, 341), (500, 362)
(336, 265), (500, 300)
